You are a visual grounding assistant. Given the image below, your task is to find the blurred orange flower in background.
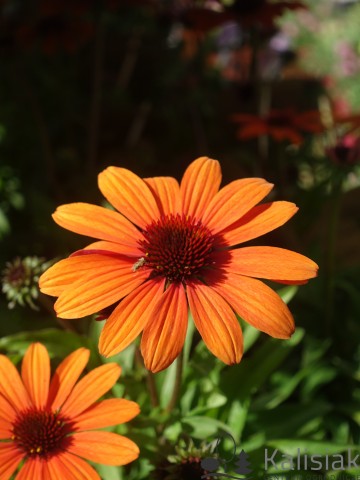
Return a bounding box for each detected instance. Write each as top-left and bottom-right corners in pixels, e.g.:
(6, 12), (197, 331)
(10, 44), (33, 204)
(0, 343), (139, 479)
(232, 109), (324, 145)
(40, 157), (318, 372)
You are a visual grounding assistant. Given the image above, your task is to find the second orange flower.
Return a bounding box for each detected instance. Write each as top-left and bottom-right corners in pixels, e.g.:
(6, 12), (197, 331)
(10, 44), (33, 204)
(40, 157), (318, 372)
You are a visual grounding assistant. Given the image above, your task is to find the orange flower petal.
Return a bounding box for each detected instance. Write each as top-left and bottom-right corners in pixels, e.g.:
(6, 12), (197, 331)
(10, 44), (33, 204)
(21, 343), (50, 410)
(0, 394), (16, 423)
(141, 283), (188, 373)
(16, 457), (44, 480)
(180, 157), (222, 219)
(187, 282), (243, 364)
(52, 203), (142, 250)
(202, 178), (273, 233)
(54, 257), (149, 318)
(48, 348), (90, 412)
(60, 363), (121, 418)
(98, 166), (160, 229)
(0, 444), (24, 480)
(40, 253), (143, 298)
(68, 431), (139, 466)
(44, 452), (101, 480)
(228, 247), (318, 282)
(73, 398), (140, 430)
(99, 277), (166, 357)
(40, 254), (109, 297)
(144, 176), (180, 216)
(221, 201), (298, 246)
(0, 355), (31, 412)
(209, 272), (295, 339)
(83, 240), (141, 257)
(0, 426), (12, 439)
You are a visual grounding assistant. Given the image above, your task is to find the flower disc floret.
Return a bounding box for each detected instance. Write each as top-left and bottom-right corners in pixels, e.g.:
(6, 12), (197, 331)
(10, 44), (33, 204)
(12, 409), (72, 458)
(139, 213), (215, 282)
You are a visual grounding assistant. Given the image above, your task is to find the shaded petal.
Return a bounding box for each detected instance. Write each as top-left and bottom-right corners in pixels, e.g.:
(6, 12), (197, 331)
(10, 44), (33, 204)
(98, 166), (160, 229)
(21, 343), (50, 410)
(60, 363), (121, 418)
(0, 421), (13, 439)
(209, 272), (295, 339)
(202, 178), (273, 233)
(52, 203), (142, 250)
(0, 394), (16, 423)
(144, 177), (180, 216)
(68, 431), (139, 466)
(83, 240), (141, 257)
(0, 355), (31, 412)
(54, 257), (149, 319)
(141, 283), (188, 373)
(99, 278), (165, 357)
(48, 348), (90, 412)
(187, 282), (243, 364)
(73, 398), (140, 430)
(44, 452), (100, 480)
(0, 394), (15, 439)
(231, 113), (260, 123)
(221, 201), (298, 246)
(228, 247), (318, 282)
(0, 444), (24, 480)
(180, 157), (222, 219)
(237, 122), (268, 139)
(16, 457), (44, 480)
(271, 127), (303, 145)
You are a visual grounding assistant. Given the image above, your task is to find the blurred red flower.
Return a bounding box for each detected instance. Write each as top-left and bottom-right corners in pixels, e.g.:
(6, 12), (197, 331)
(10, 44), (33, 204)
(231, 109), (323, 145)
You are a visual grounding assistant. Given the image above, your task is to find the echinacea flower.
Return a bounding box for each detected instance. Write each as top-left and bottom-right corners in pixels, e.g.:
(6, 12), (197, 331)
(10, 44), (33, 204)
(1, 256), (52, 310)
(0, 343), (140, 479)
(40, 157), (318, 372)
(231, 109), (323, 145)
(326, 134), (360, 166)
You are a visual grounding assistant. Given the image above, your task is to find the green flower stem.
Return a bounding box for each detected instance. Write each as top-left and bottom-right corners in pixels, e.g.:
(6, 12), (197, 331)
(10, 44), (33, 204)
(135, 347), (159, 408)
(38, 293), (79, 333)
(166, 350), (184, 413)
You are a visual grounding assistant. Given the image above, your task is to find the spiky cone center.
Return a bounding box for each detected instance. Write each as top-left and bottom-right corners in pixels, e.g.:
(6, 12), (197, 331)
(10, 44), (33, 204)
(2, 261), (26, 288)
(138, 213), (216, 282)
(12, 409), (73, 458)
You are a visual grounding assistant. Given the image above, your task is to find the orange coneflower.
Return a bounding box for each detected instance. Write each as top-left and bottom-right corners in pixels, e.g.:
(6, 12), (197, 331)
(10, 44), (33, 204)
(40, 157), (318, 372)
(0, 343), (139, 479)
(231, 109), (324, 145)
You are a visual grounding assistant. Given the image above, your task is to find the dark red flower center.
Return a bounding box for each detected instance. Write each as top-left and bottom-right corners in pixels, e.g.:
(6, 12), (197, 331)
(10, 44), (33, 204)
(138, 213), (216, 282)
(12, 409), (72, 458)
(266, 112), (292, 127)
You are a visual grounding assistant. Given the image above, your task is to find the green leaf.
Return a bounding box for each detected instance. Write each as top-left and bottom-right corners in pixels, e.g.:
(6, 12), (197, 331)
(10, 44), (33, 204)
(0, 328), (91, 359)
(220, 329), (304, 400)
(267, 439), (359, 456)
(95, 464), (123, 480)
(181, 415), (235, 440)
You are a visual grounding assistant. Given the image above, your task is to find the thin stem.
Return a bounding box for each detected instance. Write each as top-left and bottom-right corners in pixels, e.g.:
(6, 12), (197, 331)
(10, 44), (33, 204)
(38, 293), (79, 333)
(134, 347), (159, 408)
(117, 28), (143, 90)
(165, 350), (184, 413)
